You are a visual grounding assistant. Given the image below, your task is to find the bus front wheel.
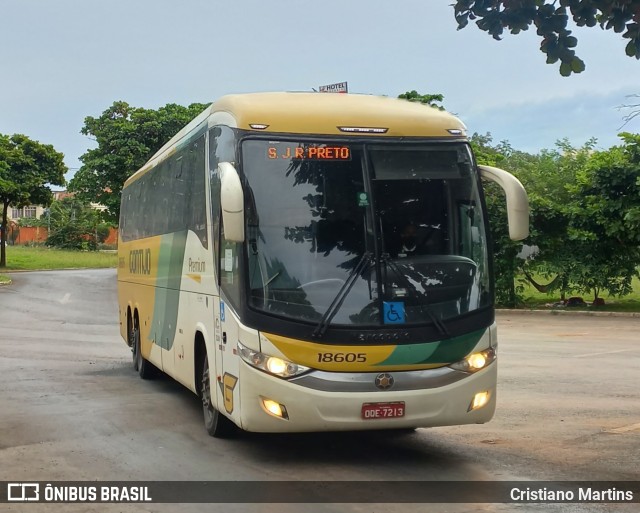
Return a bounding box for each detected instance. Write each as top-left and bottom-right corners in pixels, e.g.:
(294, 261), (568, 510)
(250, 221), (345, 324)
(201, 356), (236, 438)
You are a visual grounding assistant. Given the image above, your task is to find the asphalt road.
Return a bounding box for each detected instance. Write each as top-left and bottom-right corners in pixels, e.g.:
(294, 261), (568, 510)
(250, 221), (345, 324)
(0, 269), (638, 513)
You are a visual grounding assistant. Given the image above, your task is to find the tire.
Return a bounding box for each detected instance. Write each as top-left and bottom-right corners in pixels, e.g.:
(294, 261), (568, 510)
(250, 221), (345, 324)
(201, 355), (236, 438)
(127, 316), (138, 371)
(132, 318), (155, 380)
(129, 319), (138, 372)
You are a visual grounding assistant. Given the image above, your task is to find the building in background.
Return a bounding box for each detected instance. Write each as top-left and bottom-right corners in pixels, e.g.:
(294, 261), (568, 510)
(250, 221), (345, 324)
(1, 190), (116, 246)
(5, 191), (74, 222)
(8, 205), (44, 221)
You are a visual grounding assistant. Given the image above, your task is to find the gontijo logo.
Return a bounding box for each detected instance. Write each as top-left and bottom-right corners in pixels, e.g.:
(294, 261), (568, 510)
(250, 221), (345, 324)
(129, 248), (151, 275)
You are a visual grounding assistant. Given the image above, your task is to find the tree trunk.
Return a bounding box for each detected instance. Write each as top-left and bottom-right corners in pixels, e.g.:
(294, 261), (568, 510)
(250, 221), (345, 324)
(560, 275), (569, 301)
(1, 200), (8, 268)
(507, 259), (517, 307)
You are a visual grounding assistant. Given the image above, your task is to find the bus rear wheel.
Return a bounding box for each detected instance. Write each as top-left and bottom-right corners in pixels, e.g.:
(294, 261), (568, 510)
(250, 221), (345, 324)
(131, 317), (154, 380)
(201, 356), (236, 438)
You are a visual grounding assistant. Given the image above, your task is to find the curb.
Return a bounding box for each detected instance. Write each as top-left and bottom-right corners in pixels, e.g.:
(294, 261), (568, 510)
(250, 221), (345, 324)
(496, 309), (640, 318)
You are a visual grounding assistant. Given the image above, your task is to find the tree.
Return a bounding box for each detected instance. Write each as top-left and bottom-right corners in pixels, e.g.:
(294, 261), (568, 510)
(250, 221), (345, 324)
(563, 133), (640, 300)
(470, 133), (530, 306)
(46, 197), (110, 250)
(503, 135), (640, 303)
(70, 101), (209, 223)
(453, 0), (640, 75)
(0, 134), (66, 267)
(512, 139), (596, 301)
(471, 134), (591, 304)
(398, 90), (445, 109)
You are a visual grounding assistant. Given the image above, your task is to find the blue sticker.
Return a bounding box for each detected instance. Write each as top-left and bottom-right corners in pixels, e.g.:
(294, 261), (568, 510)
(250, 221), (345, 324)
(383, 302), (405, 324)
(220, 301), (225, 322)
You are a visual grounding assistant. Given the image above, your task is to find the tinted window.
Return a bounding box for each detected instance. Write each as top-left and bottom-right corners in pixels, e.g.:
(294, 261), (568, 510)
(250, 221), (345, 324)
(120, 133), (207, 246)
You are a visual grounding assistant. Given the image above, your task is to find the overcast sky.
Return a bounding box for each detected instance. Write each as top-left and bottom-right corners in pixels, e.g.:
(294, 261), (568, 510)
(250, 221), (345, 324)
(2, 0), (639, 184)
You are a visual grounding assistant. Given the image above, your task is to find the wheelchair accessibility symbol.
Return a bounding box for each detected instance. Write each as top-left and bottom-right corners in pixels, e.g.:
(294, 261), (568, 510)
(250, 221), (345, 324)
(383, 302), (405, 325)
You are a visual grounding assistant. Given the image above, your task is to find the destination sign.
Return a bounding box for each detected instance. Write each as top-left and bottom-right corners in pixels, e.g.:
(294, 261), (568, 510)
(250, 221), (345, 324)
(267, 144), (351, 161)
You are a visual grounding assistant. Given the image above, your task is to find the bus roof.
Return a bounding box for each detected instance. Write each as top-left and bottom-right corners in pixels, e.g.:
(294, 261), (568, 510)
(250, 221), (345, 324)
(125, 92), (467, 187)
(211, 92), (466, 137)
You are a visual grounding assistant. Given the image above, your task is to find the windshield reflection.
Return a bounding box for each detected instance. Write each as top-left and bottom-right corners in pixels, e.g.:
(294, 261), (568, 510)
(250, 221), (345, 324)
(241, 140), (490, 328)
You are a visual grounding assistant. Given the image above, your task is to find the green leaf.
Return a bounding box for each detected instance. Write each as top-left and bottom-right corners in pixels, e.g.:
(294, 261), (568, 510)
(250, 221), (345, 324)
(625, 40), (638, 57)
(452, 1), (639, 74)
(571, 56), (586, 73)
(565, 36), (577, 48)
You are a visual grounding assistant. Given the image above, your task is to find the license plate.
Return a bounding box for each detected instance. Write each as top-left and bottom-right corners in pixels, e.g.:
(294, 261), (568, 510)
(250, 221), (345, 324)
(361, 402), (405, 419)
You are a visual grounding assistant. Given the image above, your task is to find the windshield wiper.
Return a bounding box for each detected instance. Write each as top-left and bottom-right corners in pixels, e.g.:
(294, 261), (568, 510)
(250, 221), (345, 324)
(381, 254), (450, 338)
(312, 251), (373, 338)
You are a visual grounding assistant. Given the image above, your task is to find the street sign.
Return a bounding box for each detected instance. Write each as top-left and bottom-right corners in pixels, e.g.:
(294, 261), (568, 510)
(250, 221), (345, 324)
(318, 81), (348, 93)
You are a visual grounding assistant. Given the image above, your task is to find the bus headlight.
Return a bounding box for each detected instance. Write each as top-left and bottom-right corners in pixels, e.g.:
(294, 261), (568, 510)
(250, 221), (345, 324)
(449, 347), (496, 373)
(237, 342), (310, 379)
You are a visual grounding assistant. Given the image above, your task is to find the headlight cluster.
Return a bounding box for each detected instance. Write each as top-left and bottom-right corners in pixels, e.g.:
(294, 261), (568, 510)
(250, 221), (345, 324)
(237, 342), (310, 378)
(449, 347), (496, 373)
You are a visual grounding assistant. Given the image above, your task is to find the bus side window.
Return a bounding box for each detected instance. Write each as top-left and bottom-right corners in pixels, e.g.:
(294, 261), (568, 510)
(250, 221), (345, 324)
(189, 135), (207, 247)
(170, 154), (188, 233)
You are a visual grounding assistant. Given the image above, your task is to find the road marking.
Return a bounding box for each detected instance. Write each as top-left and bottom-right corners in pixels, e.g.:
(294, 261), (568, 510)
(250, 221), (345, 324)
(59, 293), (71, 304)
(573, 349), (633, 358)
(604, 422), (640, 434)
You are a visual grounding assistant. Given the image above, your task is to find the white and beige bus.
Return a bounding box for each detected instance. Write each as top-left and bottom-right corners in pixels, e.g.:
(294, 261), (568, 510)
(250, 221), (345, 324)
(117, 92), (528, 437)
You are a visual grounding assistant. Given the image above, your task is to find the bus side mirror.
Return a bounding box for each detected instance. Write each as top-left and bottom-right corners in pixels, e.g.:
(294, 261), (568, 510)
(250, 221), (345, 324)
(478, 165), (529, 241)
(219, 162), (245, 242)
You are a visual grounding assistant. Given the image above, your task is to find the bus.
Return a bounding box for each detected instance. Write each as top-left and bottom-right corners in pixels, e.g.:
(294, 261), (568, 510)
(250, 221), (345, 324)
(117, 92), (528, 437)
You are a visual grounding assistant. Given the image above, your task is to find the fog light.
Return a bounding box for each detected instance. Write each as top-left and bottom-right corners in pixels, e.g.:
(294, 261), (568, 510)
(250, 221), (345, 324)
(469, 391), (491, 411)
(260, 397), (289, 420)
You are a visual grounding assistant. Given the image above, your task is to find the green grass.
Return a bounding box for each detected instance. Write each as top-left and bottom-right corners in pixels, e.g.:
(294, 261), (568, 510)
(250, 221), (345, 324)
(0, 245), (118, 271)
(0, 274), (11, 284)
(516, 274), (640, 313)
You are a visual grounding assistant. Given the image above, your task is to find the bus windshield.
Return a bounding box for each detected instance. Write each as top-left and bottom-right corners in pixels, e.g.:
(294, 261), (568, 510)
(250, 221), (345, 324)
(241, 139), (491, 328)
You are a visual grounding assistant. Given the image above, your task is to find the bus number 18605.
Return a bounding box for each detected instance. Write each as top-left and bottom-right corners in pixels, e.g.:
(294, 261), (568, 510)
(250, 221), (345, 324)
(317, 352), (367, 363)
